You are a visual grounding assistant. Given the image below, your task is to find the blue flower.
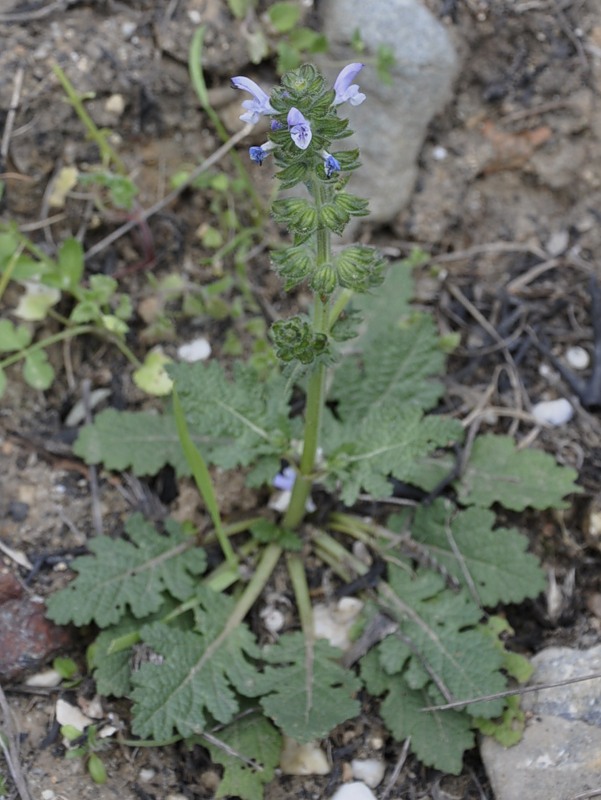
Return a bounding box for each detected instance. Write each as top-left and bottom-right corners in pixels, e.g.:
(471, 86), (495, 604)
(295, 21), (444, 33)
(231, 76), (276, 124)
(321, 150), (341, 178)
(273, 466), (296, 491)
(333, 63), (366, 107)
(249, 141), (275, 165)
(287, 107), (312, 150)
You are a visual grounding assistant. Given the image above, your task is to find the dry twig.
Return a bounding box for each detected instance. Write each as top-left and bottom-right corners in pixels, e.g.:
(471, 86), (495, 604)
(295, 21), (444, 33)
(0, 682), (34, 800)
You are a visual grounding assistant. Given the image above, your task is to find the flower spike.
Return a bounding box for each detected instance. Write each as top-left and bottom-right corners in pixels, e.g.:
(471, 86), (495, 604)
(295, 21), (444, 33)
(231, 75), (276, 124)
(333, 63), (366, 107)
(287, 107), (312, 150)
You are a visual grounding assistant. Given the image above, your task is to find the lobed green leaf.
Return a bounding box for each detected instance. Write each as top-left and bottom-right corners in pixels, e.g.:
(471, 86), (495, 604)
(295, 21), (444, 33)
(45, 514), (206, 627)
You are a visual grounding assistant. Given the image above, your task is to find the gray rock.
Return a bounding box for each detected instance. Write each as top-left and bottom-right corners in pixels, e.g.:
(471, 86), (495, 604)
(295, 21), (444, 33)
(481, 645), (601, 800)
(317, 0), (458, 225)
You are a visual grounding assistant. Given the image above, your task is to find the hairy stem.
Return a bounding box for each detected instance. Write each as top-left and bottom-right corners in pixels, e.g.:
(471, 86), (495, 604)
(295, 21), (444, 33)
(283, 178), (332, 530)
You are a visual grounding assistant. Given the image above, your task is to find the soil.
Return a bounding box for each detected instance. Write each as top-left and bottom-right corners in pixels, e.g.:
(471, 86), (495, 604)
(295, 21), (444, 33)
(1, 1), (600, 799)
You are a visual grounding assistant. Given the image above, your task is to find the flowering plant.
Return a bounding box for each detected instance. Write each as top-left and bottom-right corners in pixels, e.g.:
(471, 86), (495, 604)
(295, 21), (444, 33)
(48, 61), (578, 796)
(230, 63), (386, 530)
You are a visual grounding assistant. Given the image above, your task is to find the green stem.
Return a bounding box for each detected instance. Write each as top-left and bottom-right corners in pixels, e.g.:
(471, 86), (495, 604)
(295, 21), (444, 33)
(172, 387), (238, 571)
(0, 244), (23, 304)
(0, 323), (142, 372)
(328, 288), (355, 330)
(287, 553), (314, 637)
(188, 26), (262, 216)
(311, 527), (368, 582)
(0, 325), (94, 369)
(282, 178), (332, 530)
(53, 64), (126, 173)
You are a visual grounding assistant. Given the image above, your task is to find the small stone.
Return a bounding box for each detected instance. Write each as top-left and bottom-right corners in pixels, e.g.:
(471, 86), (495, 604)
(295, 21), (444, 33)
(0, 597), (73, 681)
(138, 768), (156, 782)
(121, 21), (137, 39)
(41, 791), (56, 800)
(199, 769), (221, 792)
(177, 337), (212, 363)
(25, 669), (62, 688)
(105, 94), (125, 116)
(56, 698), (94, 732)
(531, 398), (574, 426)
(329, 782), (377, 800)
(64, 388), (111, 427)
(565, 346), (590, 370)
(546, 229), (569, 256)
(280, 737), (331, 775)
(368, 735), (385, 750)
(481, 645), (601, 800)
(8, 500), (29, 521)
(0, 573), (23, 603)
(350, 758), (386, 788)
(260, 606), (285, 634)
(432, 145), (448, 160)
(313, 597), (364, 651)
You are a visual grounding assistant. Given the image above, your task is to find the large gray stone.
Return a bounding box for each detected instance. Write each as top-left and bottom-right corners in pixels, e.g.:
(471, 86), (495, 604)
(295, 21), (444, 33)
(317, 0), (458, 225)
(481, 645), (601, 800)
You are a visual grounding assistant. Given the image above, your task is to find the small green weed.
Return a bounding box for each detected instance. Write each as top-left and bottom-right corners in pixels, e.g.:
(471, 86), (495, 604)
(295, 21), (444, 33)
(61, 724), (109, 784)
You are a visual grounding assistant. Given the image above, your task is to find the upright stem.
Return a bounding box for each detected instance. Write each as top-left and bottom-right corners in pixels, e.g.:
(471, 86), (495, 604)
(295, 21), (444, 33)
(282, 177), (331, 530)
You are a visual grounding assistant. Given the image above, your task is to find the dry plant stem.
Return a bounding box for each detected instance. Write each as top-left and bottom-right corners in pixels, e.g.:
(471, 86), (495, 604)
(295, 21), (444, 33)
(571, 789), (601, 800)
(0, 1), (72, 22)
(422, 670), (601, 713)
(379, 736), (412, 800)
(1, 66), (24, 160)
(83, 123), (254, 262)
(0, 682), (33, 800)
(82, 379), (103, 537)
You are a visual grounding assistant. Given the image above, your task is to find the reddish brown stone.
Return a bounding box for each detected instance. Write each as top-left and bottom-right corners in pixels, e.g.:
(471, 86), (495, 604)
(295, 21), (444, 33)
(0, 597), (73, 682)
(0, 572), (24, 603)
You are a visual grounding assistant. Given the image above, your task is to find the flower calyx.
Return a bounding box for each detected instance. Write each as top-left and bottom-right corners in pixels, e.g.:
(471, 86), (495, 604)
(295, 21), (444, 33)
(271, 316), (329, 365)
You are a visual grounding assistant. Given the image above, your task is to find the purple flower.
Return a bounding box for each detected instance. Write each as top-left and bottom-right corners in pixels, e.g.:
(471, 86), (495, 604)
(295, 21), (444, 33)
(321, 150), (341, 178)
(249, 141), (275, 165)
(273, 466), (296, 491)
(287, 107), (312, 150)
(231, 76), (276, 124)
(333, 63), (366, 107)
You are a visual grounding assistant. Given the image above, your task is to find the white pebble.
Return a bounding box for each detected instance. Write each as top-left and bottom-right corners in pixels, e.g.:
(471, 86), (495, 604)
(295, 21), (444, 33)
(546, 229), (569, 256)
(55, 698), (94, 732)
(105, 94), (125, 116)
(121, 21), (137, 39)
(280, 737), (330, 775)
(351, 758), (386, 788)
(329, 782), (378, 800)
(260, 606), (285, 634)
(566, 346), (590, 370)
(41, 791), (55, 800)
(177, 337), (212, 363)
(313, 598), (364, 651)
(432, 145), (448, 160)
(139, 768), (156, 782)
(532, 398), (574, 426)
(25, 669), (62, 688)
